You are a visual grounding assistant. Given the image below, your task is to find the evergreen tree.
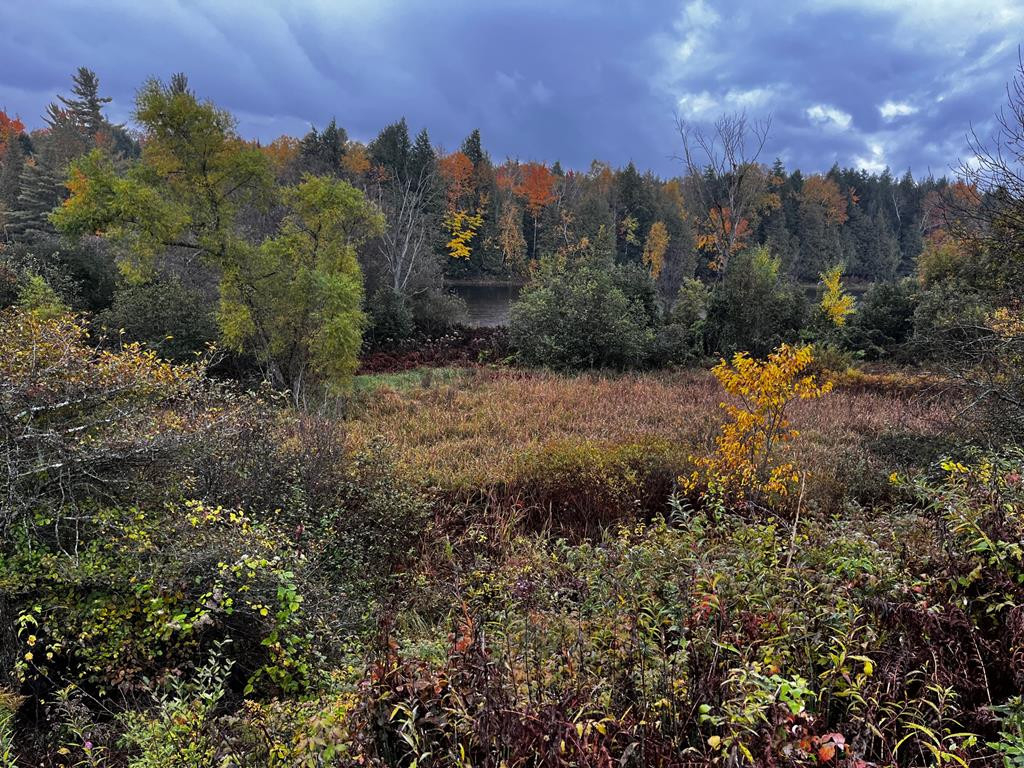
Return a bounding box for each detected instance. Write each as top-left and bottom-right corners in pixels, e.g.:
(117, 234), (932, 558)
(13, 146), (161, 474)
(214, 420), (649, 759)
(6, 158), (65, 242)
(370, 118), (412, 182)
(408, 128), (436, 183)
(298, 118), (348, 176)
(0, 133), (25, 233)
(58, 67), (111, 136)
(460, 128), (485, 167)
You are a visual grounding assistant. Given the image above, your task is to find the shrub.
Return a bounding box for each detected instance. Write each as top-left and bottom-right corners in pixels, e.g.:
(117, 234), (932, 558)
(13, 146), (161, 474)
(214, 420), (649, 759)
(0, 308), (205, 532)
(705, 246), (805, 357)
(846, 279), (918, 360)
(16, 273), (66, 320)
(365, 285), (415, 346)
(670, 276), (710, 330)
(409, 287), (467, 337)
(184, 403), (429, 634)
(682, 343), (832, 510)
(98, 275), (218, 361)
(8, 500), (314, 700)
(314, 441), (431, 630)
(650, 321), (700, 366)
(512, 438), (682, 531)
(0, 237), (117, 313)
(117, 643), (234, 768)
(510, 248), (656, 371)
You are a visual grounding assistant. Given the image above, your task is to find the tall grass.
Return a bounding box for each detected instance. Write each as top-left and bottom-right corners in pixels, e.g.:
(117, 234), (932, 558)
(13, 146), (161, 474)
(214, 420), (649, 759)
(350, 368), (951, 521)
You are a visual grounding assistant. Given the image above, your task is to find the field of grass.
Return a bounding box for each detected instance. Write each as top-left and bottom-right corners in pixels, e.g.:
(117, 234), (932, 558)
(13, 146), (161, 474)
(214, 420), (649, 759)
(350, 366), (952, 519)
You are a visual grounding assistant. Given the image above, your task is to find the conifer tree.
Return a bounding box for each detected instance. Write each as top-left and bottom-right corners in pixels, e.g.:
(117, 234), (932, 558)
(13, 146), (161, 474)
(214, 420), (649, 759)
(57, 67), (111, 136)
(6, 158), (65, 242)
(460, 128), (485, 167)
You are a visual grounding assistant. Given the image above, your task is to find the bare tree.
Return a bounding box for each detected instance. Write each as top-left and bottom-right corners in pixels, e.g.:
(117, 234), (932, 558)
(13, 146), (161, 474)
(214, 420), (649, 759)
(955, 49), (1024, 288)
(924, 51), (1024, 437)
(676, 112), (772, 273)
(369, 165), (439, 296)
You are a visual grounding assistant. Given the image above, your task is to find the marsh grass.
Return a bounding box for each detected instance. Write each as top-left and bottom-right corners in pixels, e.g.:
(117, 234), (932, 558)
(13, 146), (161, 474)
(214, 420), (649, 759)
(350, 368), (953, 522)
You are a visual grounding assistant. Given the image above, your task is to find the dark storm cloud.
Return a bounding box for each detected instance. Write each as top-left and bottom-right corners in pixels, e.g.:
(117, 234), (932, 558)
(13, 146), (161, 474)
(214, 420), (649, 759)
(1, 0), (1021, 177)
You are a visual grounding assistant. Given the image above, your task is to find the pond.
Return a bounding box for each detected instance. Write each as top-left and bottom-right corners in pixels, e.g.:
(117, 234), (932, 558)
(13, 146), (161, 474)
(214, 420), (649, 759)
(449, 282), (522, 327)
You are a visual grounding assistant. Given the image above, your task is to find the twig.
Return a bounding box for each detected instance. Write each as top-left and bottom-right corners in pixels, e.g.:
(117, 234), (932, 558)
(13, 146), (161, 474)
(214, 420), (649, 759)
(784, 473), (806, 570)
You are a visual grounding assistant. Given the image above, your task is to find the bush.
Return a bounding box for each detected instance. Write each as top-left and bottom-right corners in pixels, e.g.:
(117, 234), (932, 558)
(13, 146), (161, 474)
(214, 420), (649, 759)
(0, 237), (117, 313)
(671, 276), (710, 330)
(366, 285), (415, 346)
(651, 321), (700, 365)
(409, 288), (467, 337)
(315, 441), (431, 629)
(510, 249), (657, 371)
(705, 246), (805, 357)
(184, 403), (429, 633)
(98, 275), (218, 361)
(846, 279), (918, 360)
(512, 438), (682, 531)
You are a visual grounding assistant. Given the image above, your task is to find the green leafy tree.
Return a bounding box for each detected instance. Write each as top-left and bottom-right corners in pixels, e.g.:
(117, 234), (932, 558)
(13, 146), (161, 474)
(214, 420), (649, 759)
(53, 77), (380, 400)
(52, 77), (275, 277)
(706, 245), (804, 356)
(99, 275), (218, 361)
(219, 175), (382, 401)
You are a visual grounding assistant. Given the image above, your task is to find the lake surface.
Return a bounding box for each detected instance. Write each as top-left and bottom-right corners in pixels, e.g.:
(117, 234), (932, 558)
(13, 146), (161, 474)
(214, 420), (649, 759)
(450, 282), (522, 327)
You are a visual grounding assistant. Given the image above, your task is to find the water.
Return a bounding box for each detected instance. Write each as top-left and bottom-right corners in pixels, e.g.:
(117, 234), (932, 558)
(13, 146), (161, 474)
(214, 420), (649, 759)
(450, 282), (522, 327)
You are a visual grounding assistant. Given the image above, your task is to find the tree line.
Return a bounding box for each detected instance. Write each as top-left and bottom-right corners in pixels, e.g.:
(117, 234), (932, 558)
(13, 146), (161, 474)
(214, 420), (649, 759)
(0, 66), (1007, 398)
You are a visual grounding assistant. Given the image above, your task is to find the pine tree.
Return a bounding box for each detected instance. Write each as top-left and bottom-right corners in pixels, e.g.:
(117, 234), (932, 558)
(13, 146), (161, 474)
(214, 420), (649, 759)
(6, 158), (65, 242)
(298, 119), (348, 176)
(0, 132), (26, 233)
(408, 129), (436, 183)
(370, 118), (411, 182)
(460, 128), (484, 167)
(57, 67), (111, 136)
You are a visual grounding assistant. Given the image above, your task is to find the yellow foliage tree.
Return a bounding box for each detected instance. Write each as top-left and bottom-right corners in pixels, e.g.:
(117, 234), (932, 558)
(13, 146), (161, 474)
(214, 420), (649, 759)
(498, 203), (527, 274)
(819, 264), (855, 327)
(681, 344), (832, 506)
(445, 209), (484, 260)
(642, 220), (670, 279)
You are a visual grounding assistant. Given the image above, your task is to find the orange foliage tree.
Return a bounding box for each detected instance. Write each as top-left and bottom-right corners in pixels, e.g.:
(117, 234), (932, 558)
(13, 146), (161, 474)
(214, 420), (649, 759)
(695, 206), (753, 269)
(439, 151), (474, 210)
(514, 162), (555, 255)
(440, 151), (482, 260)
(801, 175), (849, 226)
(341, 144), (372, 178)
(261, 135), (300, 174)
(0, 110), (26, 159)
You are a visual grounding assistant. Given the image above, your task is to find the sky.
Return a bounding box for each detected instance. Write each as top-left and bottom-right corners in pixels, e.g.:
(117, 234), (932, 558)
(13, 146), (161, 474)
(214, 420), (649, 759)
(1, 0), (1022, 178)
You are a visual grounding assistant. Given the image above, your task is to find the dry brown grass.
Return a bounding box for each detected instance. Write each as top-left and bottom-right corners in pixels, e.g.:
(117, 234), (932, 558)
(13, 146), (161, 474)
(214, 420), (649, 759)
(350, 367), (952, 512)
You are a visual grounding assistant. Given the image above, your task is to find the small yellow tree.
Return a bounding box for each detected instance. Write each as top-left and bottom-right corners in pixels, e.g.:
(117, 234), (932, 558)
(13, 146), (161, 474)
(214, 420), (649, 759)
(682, 344), (832, 507)
(445, 209), (484, 260)
(642, 220), (670, 279)
(819, 264), (855, 327)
